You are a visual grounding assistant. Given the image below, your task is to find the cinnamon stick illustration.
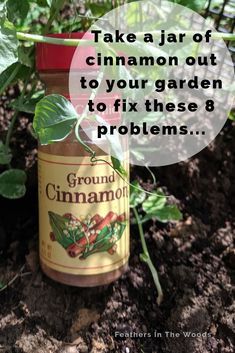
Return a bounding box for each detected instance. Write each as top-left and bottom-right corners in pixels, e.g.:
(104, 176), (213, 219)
(67, 212), (118, 258)
(117, 212), (127, 222)
(95, 211), (118, 230)
(91, 214), (103, 225)
(49, 210), (126, 259)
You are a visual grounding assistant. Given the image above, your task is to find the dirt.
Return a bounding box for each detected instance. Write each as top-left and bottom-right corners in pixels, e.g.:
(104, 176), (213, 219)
(0, 89), (235, 353)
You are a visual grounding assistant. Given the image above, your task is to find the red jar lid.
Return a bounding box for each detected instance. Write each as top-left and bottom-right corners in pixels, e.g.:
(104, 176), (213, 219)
(36, 33), (97, 72)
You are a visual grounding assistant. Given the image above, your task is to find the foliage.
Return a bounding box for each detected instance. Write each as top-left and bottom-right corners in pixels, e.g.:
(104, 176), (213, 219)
(0, 169), (26, 199)
(130, 180), (182, 303)
(0, 18), (18, 74)
(33, 94), (78, 144)
(130, 180), (182, 223)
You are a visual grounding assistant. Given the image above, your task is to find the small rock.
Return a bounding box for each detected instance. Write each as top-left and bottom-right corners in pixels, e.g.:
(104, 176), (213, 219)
(113, 301), (119, 310)
(79, 344), (89, 353)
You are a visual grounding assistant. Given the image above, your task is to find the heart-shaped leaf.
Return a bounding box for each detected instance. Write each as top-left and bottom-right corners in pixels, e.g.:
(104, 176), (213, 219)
(0, 19), (18, 74)
(153, 205), (183, 223)
(0, 169), (27, 199)
(33, 94), (78, 144)
(139, 205), (182, 224)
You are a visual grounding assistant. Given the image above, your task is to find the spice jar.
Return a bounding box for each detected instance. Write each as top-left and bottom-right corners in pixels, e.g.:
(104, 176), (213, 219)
(36, 33), (129, 286)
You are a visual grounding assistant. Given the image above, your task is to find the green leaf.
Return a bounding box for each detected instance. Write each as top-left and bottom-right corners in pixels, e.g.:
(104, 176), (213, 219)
(18, 46), (34, 68)
(12, 99), (37, 114)
(142, 190), (166, 214)
(0, 63), (31, 96)
(0, 169), (27, 199)
(0, 19), (18, 74)
(135, 204), (182, 224)
(33, 94), (78, 145)
(48, 211), (84, 249)
(0, 141), (12, 164)
(12, 91), (45, 113)
(153, 205), (183, 223)
(0, 63), (28, 90)
(111, 156), (127, 177)
(7, 0), (30, 22)
(140, 205), (182, 224)
(130, 180), (146, 208)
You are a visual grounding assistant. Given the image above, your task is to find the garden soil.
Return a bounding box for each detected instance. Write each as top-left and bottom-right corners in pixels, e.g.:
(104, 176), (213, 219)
(0, 101), (234, 352)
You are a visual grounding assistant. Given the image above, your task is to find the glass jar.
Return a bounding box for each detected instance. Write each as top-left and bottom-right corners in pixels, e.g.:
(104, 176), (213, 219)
(37, 33), (129, 286)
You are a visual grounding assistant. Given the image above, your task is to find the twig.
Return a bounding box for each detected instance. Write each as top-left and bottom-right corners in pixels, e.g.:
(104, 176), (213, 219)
(0, 264), (25, 293)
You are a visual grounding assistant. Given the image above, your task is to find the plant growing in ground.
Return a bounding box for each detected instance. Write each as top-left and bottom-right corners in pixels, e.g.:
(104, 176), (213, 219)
(130, 180), (182, 304)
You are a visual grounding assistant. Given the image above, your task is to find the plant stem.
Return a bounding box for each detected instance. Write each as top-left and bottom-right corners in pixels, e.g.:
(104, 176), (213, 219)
(16, 32), (91, 46)
(5, 110), (18, 149)
(133, 207), (163, 305)
(16, 31), (235, 46)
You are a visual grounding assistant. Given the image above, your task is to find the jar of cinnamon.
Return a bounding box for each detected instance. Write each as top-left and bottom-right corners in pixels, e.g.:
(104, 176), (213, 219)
(36, 33), (129, 286)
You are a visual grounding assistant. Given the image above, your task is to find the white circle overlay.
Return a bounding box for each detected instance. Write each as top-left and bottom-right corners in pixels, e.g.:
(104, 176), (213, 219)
(69, 0), (234, 167)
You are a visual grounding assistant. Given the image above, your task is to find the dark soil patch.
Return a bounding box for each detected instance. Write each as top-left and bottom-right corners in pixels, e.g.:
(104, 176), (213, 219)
(0, 107), (234, 352)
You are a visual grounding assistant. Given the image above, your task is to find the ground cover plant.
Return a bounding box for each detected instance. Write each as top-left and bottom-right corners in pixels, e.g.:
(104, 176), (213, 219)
(0, 1), (234, 352)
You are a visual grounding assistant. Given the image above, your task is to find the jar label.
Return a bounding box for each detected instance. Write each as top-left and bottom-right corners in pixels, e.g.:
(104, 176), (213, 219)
(38, 151), (129, 275)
